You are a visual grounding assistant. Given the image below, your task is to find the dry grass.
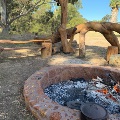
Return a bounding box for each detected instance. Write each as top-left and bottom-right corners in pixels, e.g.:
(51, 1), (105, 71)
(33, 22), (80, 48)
(73, 32), (120, 65)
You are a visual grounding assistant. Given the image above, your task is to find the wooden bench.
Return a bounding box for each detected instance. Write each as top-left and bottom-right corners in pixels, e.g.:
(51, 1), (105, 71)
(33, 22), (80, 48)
(0, 39), (52, 58)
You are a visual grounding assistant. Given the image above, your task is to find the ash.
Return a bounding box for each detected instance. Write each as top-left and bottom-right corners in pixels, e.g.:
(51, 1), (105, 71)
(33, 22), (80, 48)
(44, 77), (120, 115)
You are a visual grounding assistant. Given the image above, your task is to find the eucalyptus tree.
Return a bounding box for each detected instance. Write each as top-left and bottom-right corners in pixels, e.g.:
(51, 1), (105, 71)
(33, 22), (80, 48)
(0, 0), (50, 34)
(11, 0), (51, 34)
(49, 3), (85, 32)
(28, 0), (83, 34)
(53, 0), (82, 53)
(29, 10), (53, 34)
(101, 14), (111, 22)
(110, 0), (120, 23)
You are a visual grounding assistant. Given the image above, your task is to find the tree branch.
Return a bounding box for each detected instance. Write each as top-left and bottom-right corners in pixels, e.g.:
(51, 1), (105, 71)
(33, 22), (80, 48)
(8, 0), (46, 25)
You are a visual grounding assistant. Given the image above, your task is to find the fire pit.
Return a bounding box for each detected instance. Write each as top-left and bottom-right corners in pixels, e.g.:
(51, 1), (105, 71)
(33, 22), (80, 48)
(24, 65), (120, 120)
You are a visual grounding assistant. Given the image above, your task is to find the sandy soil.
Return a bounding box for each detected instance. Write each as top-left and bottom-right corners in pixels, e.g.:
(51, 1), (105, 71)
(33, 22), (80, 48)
(0, 57), (48, 120)
(0, 32), (120, 120)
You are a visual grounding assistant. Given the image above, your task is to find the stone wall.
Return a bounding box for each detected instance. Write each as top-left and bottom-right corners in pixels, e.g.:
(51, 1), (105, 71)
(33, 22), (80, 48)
(23, 64), (120, 120)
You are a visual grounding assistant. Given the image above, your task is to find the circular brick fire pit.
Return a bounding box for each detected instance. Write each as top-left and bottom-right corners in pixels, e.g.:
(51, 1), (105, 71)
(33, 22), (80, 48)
(24, 65), (120, 120)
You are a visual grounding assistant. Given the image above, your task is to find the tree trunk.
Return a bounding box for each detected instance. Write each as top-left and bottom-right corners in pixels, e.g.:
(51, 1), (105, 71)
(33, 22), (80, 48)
(78, 30), (88, 58)
(58, 0), (74, 53)
(110, 7), (119, 23)
(0, 0), (9, 35)
(1, 0), (7, 25)
(79, 34), (85, 58)
(41, 42), (52, 58)
(105, 46), (118, 62)
(1, 25), (9, 35)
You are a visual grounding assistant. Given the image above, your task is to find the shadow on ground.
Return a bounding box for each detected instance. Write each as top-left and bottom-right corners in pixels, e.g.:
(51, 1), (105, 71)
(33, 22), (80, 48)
(86, 45), (107, 58)
(72, 45), (108, 66)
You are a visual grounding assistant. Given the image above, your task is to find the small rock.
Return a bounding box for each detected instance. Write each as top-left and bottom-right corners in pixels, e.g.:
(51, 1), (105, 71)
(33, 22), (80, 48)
(96, 82), (106, 88)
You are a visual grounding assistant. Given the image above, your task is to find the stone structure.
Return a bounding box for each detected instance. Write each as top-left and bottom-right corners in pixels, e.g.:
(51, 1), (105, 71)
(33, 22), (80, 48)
(23, 65), (120, 120)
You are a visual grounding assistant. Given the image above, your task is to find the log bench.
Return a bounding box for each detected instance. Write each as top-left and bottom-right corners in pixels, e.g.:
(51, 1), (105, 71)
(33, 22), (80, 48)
(0, 39), (52, 58)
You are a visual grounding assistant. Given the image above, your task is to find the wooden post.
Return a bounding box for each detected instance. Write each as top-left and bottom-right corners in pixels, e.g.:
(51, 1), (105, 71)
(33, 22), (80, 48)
(0, 47), (4, 54)
(58, 0), (74, 53)
(58, 0), (69, 53)
(105, 46), (118, 62)
(41, 42), (52, 58)
(79, 33), (86, 58)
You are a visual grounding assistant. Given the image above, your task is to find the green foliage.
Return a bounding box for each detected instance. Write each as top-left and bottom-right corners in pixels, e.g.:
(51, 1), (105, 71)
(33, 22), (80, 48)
(101, 14), (111, 22)
(0, 0), (51, 34)
(46, 3), (86, 32)
(67, 3), (86, 27)
(10, 15), (32, 34)
(67, 17), (86, 28)
(9, 0), (51, 34)
(7, 0), (32, 21)
(7, 0), (85, 35)
(110, 0), (120, 8)
(29, 11), (53, 35)
(68, 0), (82, 8)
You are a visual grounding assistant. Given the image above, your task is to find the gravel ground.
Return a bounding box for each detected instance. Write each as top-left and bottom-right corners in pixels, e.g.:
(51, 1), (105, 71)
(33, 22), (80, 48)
(0, 57), (48, 120)
(0, 54), (90, 120)
(0, 51), (97, 120)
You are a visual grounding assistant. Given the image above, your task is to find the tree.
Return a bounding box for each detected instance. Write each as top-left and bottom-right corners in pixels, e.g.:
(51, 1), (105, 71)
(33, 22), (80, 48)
(29, 11), (53, 35)
(101, 14), (111, 22)
(49, 3), (86, 32)
(54, 0), (82, 53)
(11, 1), (51, 34)
(10, 13), (33, 34)
(0, 0), (7, 32)
(0, 0), (49, 34)
(57, 0), (71, 53)
(110, 0), (120, 23)
(9, 1), (84, 35)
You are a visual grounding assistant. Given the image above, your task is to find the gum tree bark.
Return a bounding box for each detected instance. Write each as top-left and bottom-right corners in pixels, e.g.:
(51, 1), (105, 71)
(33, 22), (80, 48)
(1, 0), (7, 25)
(58, 0), (74, 53)
(109, 0), (120, 23)
(0, 0), (9, 35)
(110, 6), (119, 23)
(78, 30), (88, 58)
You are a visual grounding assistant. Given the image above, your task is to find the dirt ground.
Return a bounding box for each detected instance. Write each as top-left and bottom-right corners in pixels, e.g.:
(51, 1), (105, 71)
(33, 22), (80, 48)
(0, 32), (120, 120)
